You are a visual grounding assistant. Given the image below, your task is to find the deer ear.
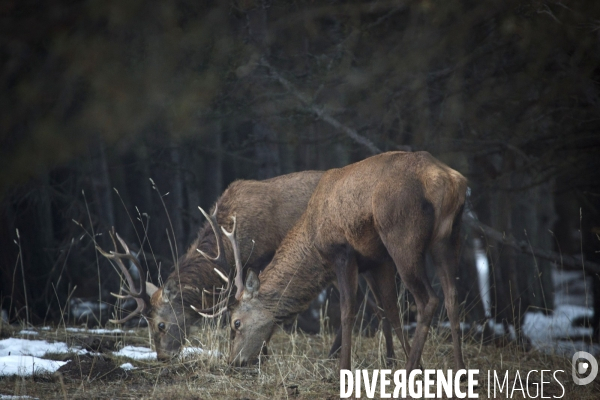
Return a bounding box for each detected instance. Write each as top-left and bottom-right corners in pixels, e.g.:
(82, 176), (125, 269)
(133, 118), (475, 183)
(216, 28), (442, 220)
(244, 270), (260, 298)
(146, 282), (159, 297)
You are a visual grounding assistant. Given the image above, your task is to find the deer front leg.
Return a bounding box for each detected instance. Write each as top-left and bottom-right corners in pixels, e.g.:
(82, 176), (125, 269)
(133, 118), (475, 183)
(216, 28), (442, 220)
(334, 247), (358, 371)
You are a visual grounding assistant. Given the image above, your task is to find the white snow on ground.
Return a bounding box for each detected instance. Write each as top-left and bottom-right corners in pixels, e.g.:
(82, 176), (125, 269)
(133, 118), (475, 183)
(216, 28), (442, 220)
(119, 362), (136, 370)
(0, 338), (84, 377)
(521, 269), (600, 357)
(16, 327), (132, 336)
(523, 304), (598, 357)
(0, 338), (84, 357)
(113, 345), (156, 360)
(0, 355), (66, 376)
(65, 327), (134, 334)
(17, 331), (38, 336)
(111, 345), (221, 361)
(523, 304), (593, 342)
(0, 395), (37, 399)
(180, 347), (222, 358)
(0, 336), (218, 374)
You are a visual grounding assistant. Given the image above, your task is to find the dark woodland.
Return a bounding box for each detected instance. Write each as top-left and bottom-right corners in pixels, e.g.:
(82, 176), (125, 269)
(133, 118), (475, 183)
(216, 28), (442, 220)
(1, 0), (600, 342)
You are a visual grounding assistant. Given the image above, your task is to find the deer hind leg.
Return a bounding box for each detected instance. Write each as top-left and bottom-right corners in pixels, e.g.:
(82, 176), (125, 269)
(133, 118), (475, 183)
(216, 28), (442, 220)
(398, 256), (438, 372)
(431, 222), (466, 371)
(378, 228), (438, 372)
(334, 246), (359, 371)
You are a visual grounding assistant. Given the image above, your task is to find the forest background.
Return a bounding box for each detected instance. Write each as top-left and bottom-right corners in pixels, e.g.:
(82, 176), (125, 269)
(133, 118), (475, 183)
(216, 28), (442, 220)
(1, 0), (600, 341)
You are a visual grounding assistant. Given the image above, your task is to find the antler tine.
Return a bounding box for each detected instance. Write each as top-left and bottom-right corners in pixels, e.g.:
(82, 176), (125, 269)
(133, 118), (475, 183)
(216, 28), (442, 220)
(197, 206), (229, 271)
(221, 215), (244, 301)
(101, 230), (147, 300)
(190, 304), (228, 319)
(96, 232), (138, 296)
(190, 296), (229, 314)
(213, 267), (229, 284)
(115, 232), (148, 299)
(197, 248), (231, 284)
(110, 291), (132, 300)
(109, 296), (147, 324)
(96, 228), (150, 322)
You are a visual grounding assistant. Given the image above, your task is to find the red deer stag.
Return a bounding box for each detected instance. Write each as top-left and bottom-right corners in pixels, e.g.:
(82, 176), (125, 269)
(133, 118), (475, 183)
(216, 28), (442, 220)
(97, 171), (324, 361)
(225, 151), (467, 372)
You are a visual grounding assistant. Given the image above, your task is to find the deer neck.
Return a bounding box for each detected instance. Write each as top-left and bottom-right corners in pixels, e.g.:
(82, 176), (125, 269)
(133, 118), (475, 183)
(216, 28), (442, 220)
(257, 227), (335, 323)
(165, 229), (232, 312)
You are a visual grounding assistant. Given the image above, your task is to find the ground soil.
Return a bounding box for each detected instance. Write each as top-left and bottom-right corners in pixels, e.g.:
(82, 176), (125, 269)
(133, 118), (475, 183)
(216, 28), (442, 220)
(0, 324), (599, 399)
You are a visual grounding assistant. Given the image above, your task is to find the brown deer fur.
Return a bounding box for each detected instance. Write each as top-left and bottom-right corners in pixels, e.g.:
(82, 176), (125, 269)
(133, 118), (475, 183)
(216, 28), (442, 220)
(228, 151), (468, 372)
(138, 171), (324, 361)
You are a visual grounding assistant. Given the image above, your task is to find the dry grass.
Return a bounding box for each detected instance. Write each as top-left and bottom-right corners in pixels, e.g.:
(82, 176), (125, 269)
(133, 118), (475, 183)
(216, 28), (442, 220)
(1, 320), (599, 399)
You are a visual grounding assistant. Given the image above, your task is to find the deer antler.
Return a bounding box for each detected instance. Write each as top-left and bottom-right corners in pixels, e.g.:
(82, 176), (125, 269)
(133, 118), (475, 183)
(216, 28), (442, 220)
(190, 304), (228, 319)
(96, 228), (150, 324)
(196, 205), (230, 274)
(192, 208), (245, 317)
(221, 215), (244, 301)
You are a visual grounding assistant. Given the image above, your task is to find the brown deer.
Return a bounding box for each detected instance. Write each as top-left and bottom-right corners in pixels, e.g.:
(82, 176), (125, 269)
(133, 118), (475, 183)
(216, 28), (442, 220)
(224, 151), (468, 372)
(97, 171), (325, 361)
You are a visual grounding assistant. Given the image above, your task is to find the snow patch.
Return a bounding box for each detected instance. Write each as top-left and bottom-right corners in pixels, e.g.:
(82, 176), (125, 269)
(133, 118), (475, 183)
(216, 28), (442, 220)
(0, 338), (84, 357)
(113, 345), (156, 360)
(119, 362), (136, 370)
(0, 355), (67, 376)
(180, 347), (222, 359)
(65, 327), (134, 334)
(523, 304), (596, 356)
(17, 331), (38, 336)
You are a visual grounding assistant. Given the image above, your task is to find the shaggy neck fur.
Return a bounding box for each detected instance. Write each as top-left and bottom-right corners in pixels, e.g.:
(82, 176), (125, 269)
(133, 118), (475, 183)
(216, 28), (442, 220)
(256, 226), (336, 323)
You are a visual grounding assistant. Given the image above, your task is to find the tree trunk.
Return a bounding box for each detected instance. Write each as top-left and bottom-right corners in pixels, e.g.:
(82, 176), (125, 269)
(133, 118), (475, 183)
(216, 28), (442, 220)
(253, 122), (280, 179)
(169, 145), (185, 257)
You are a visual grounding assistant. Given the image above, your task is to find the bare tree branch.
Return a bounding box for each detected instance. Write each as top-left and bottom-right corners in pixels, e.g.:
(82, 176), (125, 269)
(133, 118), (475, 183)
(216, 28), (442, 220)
(465, 215), (600, 275)
(259, 58), (382, 155)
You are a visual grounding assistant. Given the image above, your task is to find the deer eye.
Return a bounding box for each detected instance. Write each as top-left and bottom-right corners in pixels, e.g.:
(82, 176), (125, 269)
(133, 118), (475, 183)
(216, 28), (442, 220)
(158, 322), (166, 332)
(234, 320), (241, 330)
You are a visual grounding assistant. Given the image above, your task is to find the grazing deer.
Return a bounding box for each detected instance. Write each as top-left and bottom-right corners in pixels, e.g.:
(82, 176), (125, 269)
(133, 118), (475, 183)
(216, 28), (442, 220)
(224, 151), (467, 372)
(97, 171), (324, 361)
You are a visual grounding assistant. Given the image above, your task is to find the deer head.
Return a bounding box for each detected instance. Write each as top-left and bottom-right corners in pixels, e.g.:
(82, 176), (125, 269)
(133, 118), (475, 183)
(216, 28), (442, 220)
(149, 207), (247, 361)
(228, 270), (276, 366)
(144, 281), (192, 361)
(186, 211), (275, 366)
(96, 229), (183, 361)
(97, 207), (234, 362)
